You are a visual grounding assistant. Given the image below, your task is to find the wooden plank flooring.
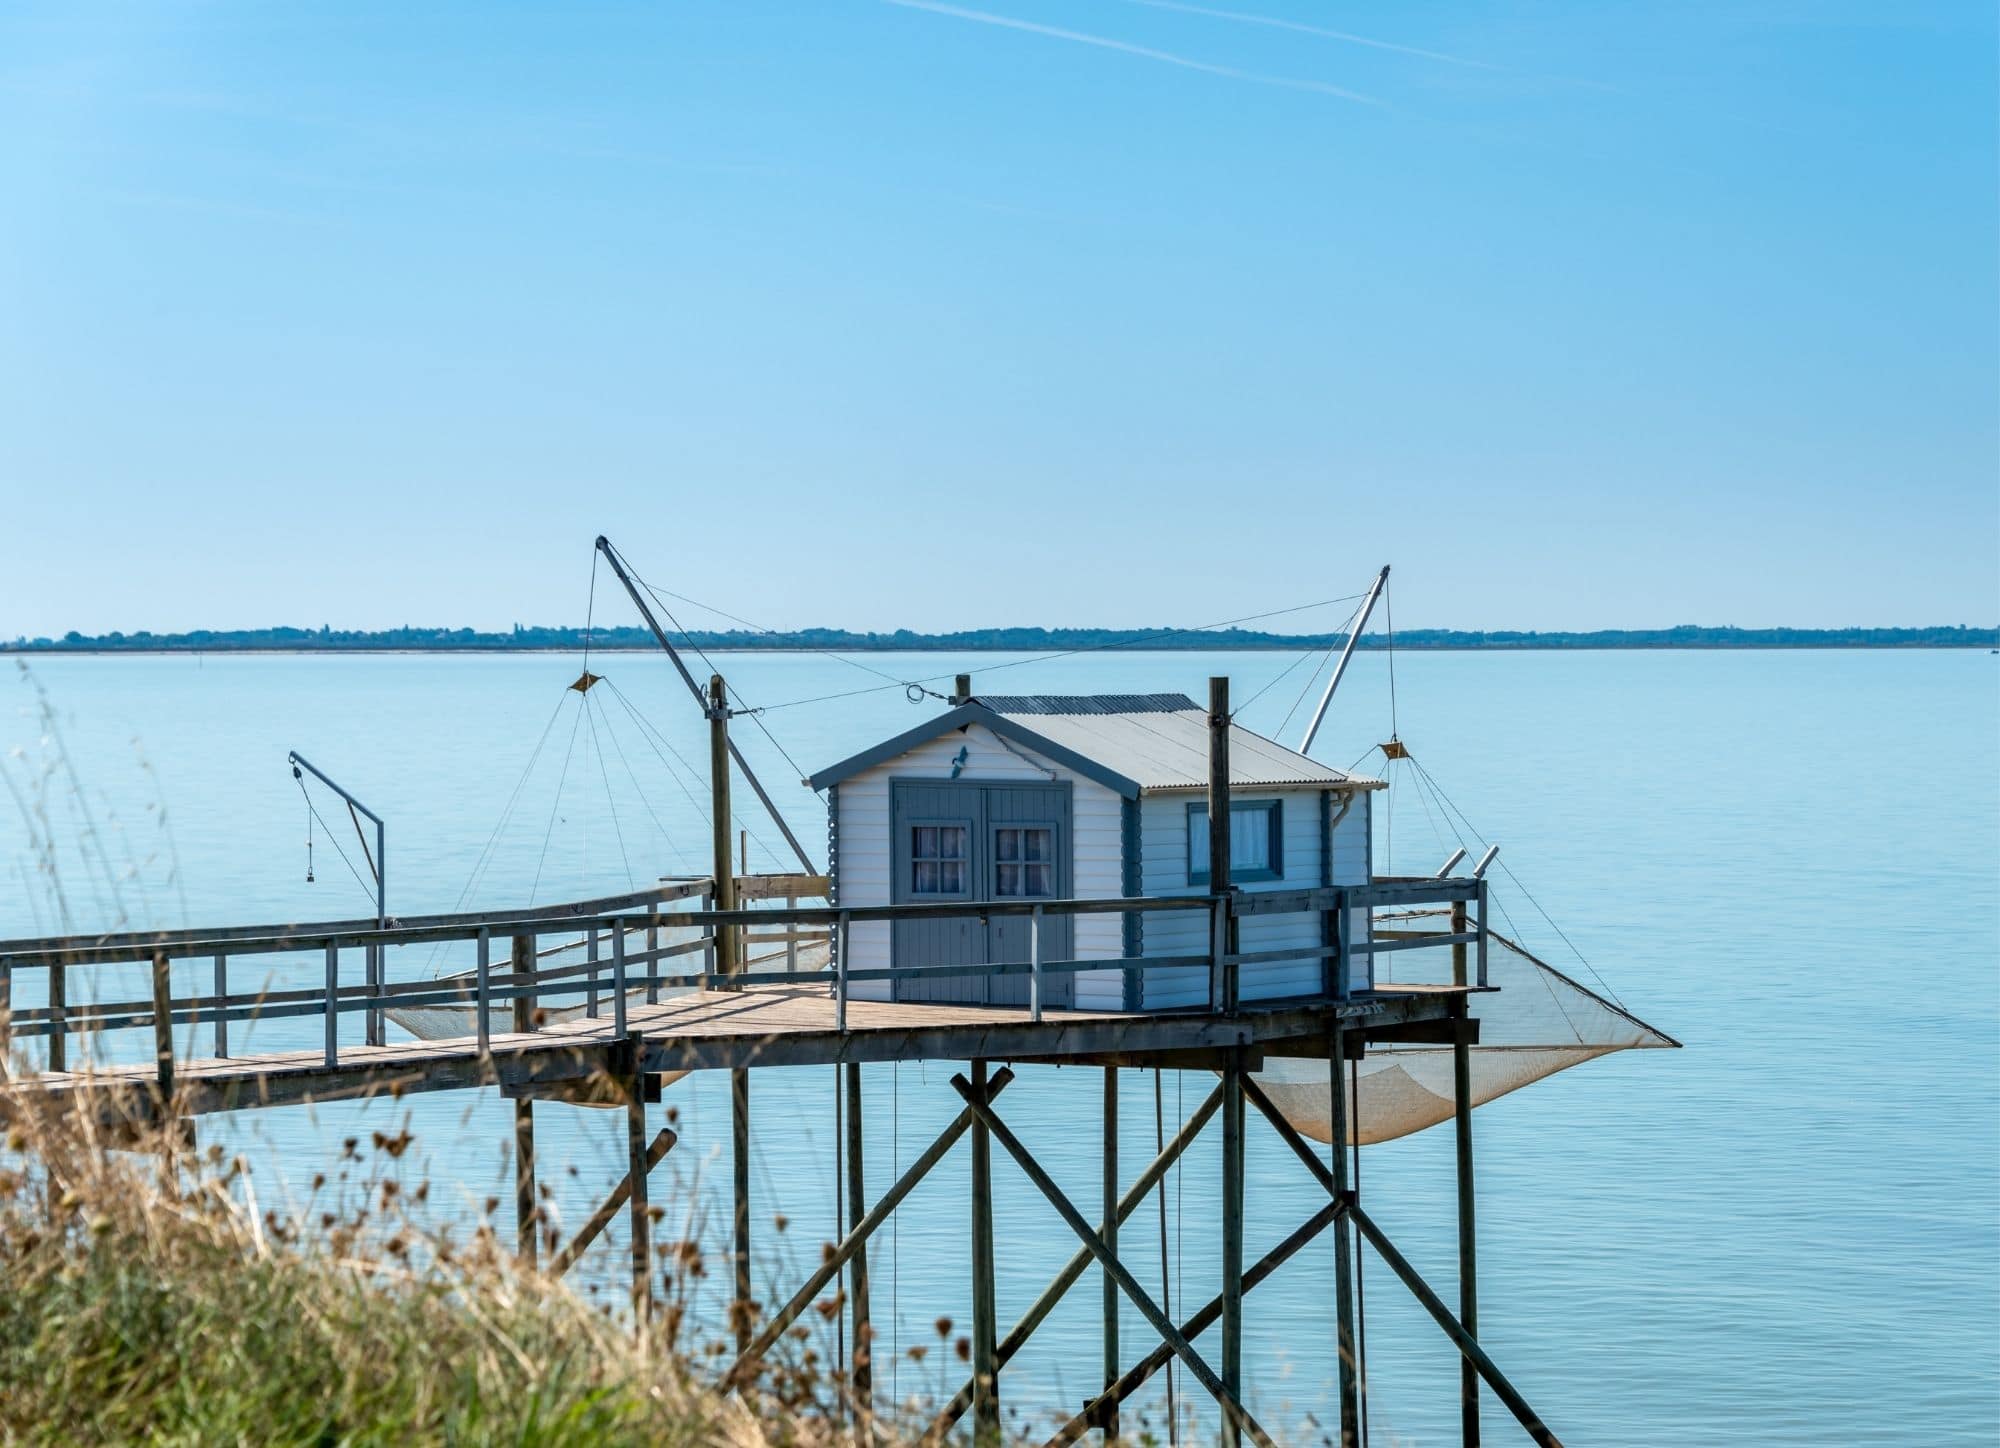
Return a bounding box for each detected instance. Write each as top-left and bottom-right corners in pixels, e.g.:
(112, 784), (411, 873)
(5, 984), (1467, 1123)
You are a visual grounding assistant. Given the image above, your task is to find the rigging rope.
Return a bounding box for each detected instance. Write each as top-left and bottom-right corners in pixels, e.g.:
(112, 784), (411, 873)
(582, 691), (636, 890)
(1351, 1053), (1370, 1448)
(293, 771), (375, 906)
(527, 698), (586, 906)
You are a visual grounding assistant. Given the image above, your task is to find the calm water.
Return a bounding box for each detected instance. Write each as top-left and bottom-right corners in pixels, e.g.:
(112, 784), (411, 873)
(4, 648), (1996, 1444)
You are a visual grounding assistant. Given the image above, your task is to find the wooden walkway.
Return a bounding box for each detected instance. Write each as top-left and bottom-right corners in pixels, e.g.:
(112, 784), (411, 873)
(12, 982), (1466, 1125)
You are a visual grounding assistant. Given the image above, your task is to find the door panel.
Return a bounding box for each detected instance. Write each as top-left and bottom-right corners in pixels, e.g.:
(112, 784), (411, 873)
(890, 779), (1073, 1006)
(891, 782), (984, 1004)
(984, 785), (1073, 1008)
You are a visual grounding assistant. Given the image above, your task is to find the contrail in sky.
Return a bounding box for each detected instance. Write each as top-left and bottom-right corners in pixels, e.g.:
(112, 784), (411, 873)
(881, 0), (1384, 106)
(1117, 0), (1504, 71)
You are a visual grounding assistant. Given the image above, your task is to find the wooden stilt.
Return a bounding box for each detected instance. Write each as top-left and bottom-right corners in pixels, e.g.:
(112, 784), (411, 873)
(1329, 1023), (1360, 1448)
(724, 1069), (1015, 1392)
(1101, 1066), (1120, 1445)
(1221, 1050), (1246, 1448)
(970, 1060), (1000, 1443)
(709, 676), (740, 979)
(929, 1080), (1224, 1439)
(732, 1065), (752, 1355)
(949, 1072), (1276, 1448)
(512, 933), (538, 1265)
(846, 1060), (874, 1440)
(151, 950), (174, 1105)
(48, 962), (64, 1073)
(1056, 1201), (1341, 1448)
(549, 1125), (677, 1279)
(624, 1047), (652, 1322)
(1454, 1004), (1481, 1447)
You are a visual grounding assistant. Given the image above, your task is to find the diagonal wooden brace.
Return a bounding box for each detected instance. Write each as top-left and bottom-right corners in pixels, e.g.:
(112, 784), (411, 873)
(925, 1078), (1228, 1440)
(1048, 1200), (1344, 1448)
(949, 1073), (1278, 1448)
(722, 1066), (1016, 1392)
(1348, 1204), (1564, 1448)
(549, 1124), (679, 1279)
(1241, 1073), (1338, 1196)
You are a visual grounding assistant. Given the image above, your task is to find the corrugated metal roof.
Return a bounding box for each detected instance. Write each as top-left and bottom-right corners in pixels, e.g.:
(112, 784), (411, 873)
(977, 693), (1198, 716)
(981, 695), (1379, 793)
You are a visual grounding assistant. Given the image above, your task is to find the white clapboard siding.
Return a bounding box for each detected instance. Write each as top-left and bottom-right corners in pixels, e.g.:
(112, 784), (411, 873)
(1135, 788), (1374, 1008)
(834, 723), (1126, 1003)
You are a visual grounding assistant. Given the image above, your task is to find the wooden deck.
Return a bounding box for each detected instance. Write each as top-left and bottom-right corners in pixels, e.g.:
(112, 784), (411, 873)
(8, 982), (1468, 1125)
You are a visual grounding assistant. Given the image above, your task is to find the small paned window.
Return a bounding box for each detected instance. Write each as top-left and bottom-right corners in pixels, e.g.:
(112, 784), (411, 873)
(911, 824), (970, 895)
(994, 826), (1055, 898)
(1187, 800), (1283, 885)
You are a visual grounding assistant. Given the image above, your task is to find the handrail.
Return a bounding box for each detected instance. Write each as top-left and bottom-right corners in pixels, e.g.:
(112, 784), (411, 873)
(0, 879), (1490, 1073)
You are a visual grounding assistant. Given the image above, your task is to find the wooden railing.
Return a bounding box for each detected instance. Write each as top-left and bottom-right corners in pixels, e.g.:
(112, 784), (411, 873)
(0, 875), (1488, 1089)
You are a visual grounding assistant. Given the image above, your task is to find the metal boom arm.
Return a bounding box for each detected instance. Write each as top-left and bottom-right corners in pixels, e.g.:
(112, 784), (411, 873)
(593, 536), (819, 874)
(1298, 564), (1389, 757)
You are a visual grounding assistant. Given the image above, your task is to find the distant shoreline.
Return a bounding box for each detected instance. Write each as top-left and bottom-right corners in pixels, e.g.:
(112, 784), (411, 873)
(5, 623), (1995, 657)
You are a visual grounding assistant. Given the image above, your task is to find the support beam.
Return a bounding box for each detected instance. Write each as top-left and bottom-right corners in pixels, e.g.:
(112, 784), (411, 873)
(970, 1061), (1000, 1443)
(548, 1123), (678, 1279)
(624, 1048), (652, 1321)
(950, 1074), (1276, 1448)
(1348, 1204), (1563, 1448)
(1329, 1024), (1360, 1448)
(710, 676), (741, 979)
(846, 1061), (874, 1440)
(1220, 1052), (1245, 1448)
(1053, 1201), (1341, 1448)
(1101, 1067), (1119, 1446)
(724, 1069), (1015, 1392)
(1454, 1009), (1481, 1446)
(151, 950), (174, 1105)
(929, 1080), (1226, 1439)
(512, 933), (538, 1265)
(732, 1065), (752, 1354)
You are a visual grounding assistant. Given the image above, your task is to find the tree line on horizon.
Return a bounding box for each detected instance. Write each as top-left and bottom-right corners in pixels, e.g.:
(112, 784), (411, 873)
(5, 622), (1994, 653)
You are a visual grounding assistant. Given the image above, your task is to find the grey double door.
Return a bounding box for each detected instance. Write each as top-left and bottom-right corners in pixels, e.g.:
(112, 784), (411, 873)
(890, 779), (1074, 1006)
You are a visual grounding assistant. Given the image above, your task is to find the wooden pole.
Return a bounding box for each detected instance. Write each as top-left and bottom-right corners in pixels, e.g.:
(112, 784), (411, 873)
(512, 933), (537, 1265)
(709, 675), (740, 980)
(1055, 1201), (1341, 1448)
(1454, 1005), (1481, 1446)
(970, 1059), (1000, 1442)
(846, 1061), (874, 1438)
(723, 1069), (1015, 1392)
(1220, 1049), (1245, 1448)
(732, 1065), (753, 1354)
(151, 950), (174, 1104)
(625, 1046), (652, 1322)
(1329, 1022), (1360, 1447)
(927, 1080), (1224, 1440)
(1348, 1203), (1564, 1448)
(1208, 675), (1235, 1012)
(48, 962), (64, 1073)
(1102, 1066), (1120, 1445)
(948, 1073), (1276, 1448)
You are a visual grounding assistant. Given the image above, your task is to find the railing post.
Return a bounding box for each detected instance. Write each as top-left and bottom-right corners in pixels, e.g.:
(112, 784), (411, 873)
(475, 928), (491, 1057)
(1, 956), (13, 1060)
(703, 887), (717, 983)
(835, 909), (850, 1032)
(1030, 904), (1043, 1023)
(151, 950), (175, 1103)
(324, 941), (339, 1067)
(1210, 896), (1230, 1013)
(1476, 880), (1490, 989)
(586, 926), (600, 1019)
(48, 963), (65, 1073)
(785, 895), (798, 974)
(213, 952), (228, 1057)
(646, 910), (661, 1005)
(367, 940), (384, 1048)
(1334, 888), (1352, 1001)
(612, 920), (629, 1038)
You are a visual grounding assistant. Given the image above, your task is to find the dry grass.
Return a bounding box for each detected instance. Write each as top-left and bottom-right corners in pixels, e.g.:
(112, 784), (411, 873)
(0, 1084), (875, 1447)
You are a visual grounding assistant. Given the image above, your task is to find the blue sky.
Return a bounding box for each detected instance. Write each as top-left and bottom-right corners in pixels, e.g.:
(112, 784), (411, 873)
(1, 1), (1993, 636)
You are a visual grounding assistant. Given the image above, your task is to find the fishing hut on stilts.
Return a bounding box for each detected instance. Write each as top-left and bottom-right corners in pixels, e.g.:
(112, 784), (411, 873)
(0, 541), (1673, 1447)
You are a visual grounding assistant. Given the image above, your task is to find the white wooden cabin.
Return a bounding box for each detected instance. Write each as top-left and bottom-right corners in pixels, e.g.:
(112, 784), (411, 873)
(805, 689), (1384, 1010)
